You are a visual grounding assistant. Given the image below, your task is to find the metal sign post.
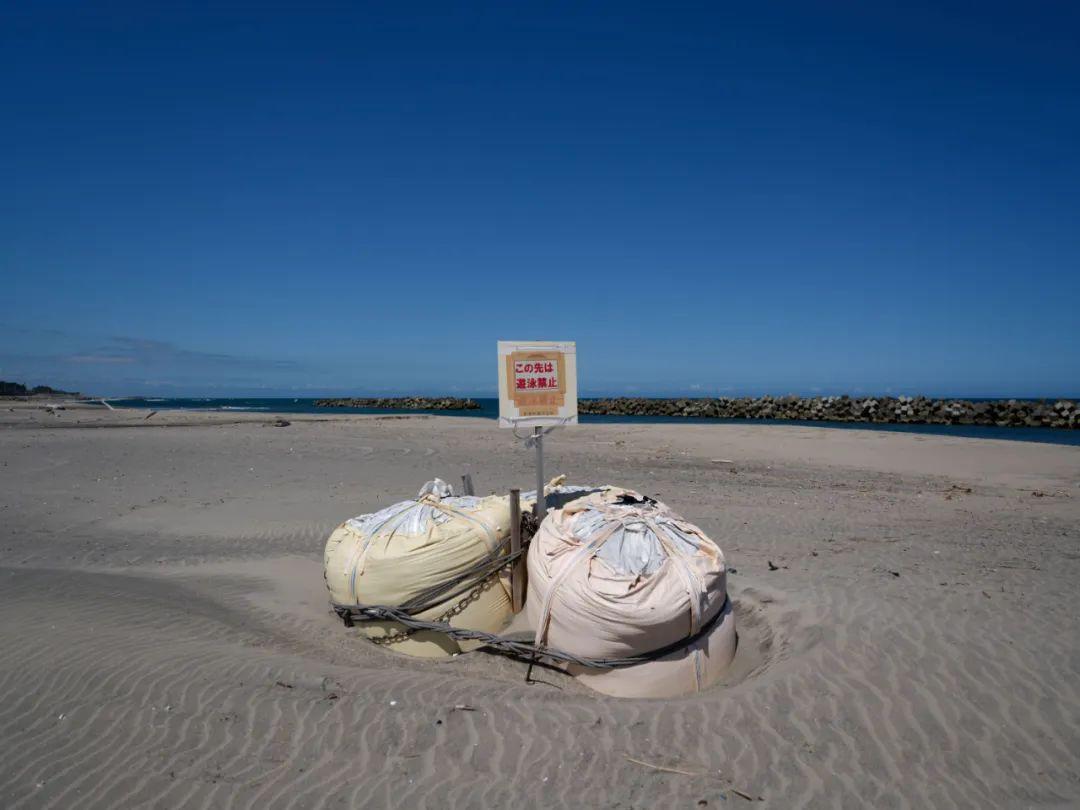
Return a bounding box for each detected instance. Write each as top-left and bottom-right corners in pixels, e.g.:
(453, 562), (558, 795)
(534, 427), (545, 522)
(497, 341), (577, 521)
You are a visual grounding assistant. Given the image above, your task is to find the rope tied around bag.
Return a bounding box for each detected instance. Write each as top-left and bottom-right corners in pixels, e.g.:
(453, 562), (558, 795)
(332, 597), (730, 670)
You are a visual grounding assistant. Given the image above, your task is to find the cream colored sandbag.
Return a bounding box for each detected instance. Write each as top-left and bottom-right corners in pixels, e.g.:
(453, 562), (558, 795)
(568, 598), (736, 698)
(324, 479), (513, 657)
(526, 488), (735, 698)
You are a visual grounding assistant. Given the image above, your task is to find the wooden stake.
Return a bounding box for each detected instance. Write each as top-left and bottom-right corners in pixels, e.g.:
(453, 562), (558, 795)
(461, 473), (475, 496)
(510, 488), (524, 613)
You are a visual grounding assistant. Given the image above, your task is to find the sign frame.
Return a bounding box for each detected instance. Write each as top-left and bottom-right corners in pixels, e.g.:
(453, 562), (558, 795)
(497, 340), (578, 429)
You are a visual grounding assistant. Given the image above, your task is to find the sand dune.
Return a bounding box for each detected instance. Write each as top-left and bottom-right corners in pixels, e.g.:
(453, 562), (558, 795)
(1, 407), (1078, 808)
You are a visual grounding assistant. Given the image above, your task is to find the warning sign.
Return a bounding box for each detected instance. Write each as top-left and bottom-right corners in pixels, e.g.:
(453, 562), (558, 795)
(497, 341), (577, 428)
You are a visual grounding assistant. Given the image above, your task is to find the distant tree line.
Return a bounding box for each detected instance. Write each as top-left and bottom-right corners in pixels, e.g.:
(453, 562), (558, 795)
(0, 380), (81, 397)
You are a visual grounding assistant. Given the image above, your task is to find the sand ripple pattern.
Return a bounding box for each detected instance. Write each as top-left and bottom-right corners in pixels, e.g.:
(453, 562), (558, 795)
(1, 563), (1078, 810)
(3, 417), (1080, 808)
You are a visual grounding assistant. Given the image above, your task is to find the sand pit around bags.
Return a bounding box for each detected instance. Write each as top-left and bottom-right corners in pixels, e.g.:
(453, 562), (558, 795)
(323, 479), (513, 657)
(526, 488), (736, 698)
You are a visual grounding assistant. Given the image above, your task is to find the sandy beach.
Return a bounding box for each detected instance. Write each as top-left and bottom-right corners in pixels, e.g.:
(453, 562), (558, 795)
(2, 403), (1079, 809)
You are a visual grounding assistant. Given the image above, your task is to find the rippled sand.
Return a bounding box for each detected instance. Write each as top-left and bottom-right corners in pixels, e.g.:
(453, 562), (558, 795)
(2, 404), (1078, 808)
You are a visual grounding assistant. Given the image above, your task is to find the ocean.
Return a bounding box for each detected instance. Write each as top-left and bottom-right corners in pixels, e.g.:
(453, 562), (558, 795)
(107, 397), (1080, 447)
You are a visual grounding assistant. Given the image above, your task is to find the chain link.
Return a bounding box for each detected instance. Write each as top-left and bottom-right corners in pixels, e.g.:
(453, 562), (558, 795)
(370, 572), (499, 646)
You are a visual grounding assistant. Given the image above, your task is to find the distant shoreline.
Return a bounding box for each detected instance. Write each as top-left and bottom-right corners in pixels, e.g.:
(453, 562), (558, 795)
(12, 396), (1080, 445)
(303, 394), (1080, 429)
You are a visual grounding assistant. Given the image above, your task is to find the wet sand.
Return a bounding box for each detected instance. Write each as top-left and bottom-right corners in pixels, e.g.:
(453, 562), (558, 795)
(2, 403), (1078, 808)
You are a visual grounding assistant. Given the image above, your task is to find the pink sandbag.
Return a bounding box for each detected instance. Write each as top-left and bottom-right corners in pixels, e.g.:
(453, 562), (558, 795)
(526, 489), (736, 698)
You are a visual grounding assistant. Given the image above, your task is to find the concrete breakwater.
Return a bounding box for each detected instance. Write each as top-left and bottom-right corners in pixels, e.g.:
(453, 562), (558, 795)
(314, 396), (481, 410)
(578, 396), (1079, 429)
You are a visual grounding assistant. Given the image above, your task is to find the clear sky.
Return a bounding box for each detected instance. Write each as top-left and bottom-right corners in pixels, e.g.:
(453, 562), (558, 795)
(2, 2), (1078, 398)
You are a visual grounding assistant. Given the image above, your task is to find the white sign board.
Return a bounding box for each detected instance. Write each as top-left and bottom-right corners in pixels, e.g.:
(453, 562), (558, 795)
(497, 340), (578, 428)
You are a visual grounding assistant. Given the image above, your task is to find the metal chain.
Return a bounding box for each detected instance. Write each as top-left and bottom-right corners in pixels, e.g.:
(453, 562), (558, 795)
(370, 572), (499, 646)
(363, 513), (530, 646)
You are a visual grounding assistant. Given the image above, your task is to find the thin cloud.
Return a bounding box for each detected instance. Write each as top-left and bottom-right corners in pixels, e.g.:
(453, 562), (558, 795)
(103, 336), (301, 370)
(0, 324), (310, 395)
(65, 354), (137, 364)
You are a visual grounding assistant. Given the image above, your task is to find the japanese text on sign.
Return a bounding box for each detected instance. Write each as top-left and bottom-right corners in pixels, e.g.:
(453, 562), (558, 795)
(513, 359), (558, 391)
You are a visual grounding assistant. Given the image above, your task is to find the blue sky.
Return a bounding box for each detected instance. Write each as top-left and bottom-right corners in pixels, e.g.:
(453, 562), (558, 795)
(2, 2), (1078, 397)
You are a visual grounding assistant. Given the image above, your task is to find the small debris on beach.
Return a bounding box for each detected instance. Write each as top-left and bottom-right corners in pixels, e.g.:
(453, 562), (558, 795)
(871, 564), (901, 577)
(623, 755), (700, 776)
(943, 484), (973, 500)
(768, 561), (779, 571)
